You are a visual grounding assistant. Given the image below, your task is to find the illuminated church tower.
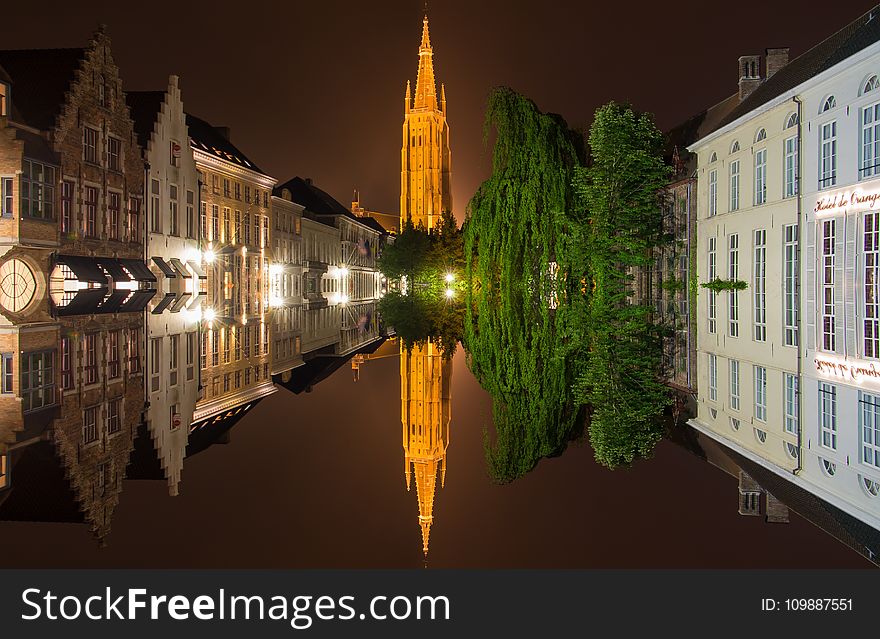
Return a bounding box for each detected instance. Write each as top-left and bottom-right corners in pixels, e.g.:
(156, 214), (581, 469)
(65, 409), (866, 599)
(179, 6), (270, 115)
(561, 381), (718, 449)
(402, 341), (452, 557)
(400, 14), (452, 230)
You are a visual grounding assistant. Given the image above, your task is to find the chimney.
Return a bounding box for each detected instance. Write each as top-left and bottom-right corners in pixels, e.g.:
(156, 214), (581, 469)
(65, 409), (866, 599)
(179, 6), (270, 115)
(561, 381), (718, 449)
(738, 55), (762, 101)
(304, 177), (313, 185)
(213, 126), (231, 142)
(765, 47), (789, 79)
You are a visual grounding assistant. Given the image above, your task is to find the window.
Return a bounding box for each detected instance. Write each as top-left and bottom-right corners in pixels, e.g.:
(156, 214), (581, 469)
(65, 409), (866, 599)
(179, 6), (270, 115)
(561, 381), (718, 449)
(730, 141), (740, 154)
(865, 75), (880, 94)
(822, 96), (837, 112)
(61, 337), (73, 390)
(245, 186), (251, 203)
(84, 186), (97, 237)
(1, 176), (13, 218)
(862, 476), (880, 497)
(212, 376), (219, 397)
(83, 127), (99, 164)
(1, 352), (11, 393)
(212, 174), (220, 195)
(753, 229), (766, 342)
(234, 182), (241, 200)
(245, 367), (251, 386)
(223, 179), (231, 198)
(84, 334), (97, 385)
(709, 152), (717, 163)
(169, 334), (179, 387)
(223, 373), (230, 393)
(729, 160), (740, 211)
(263, 192), (268, 208)
(244, 213), (251, 244)
(754, 148), (766, 205)
(150, 337), (161, 393)
(781, 373), (799, 436)
(128, 197), (141, 244)
(708, 169), (717, 216)
(821, 458), (837, 476)
(21, 160), (55, 220)
(708, 353), (717, 401)
(186, 190), (195, 238)
(223, 328), (230, 364)
(729, 359), (740, 410)
(186, 332), (195, 381)
(243, 326), (251, 357)
(0, 82), (6, 116)
(82, 406), (98, 444)
(861, 102), (880, 179)
(784, 134), (798, 198)
(728, 234), (739, 337)
(754, 428), (767, 444)
(212, 205), (219, 241)
(262, 216), (269, 248)
(235, 370), (241, 389)
(224, 208), (230, 243)
(754, 128), (766, 142)
(730, 417), (740, 431)
(819, 382), (837, 450)
(211, 330), (219, 366)
(108, 191), (121, 240)
(150, 179), (160, 233)
(708, 236), (717, 333)
(865, 212), (880, 358)
(820, 120), (837, 188)
(783, 224), (798, 346)
(108, 330), (120, 379)
(106, 397), (121, 434)
(107, 137), (121, 172)
(128, 328), (141, 374)
(785, 442), (799, 460)
(754, 365), (767, 422)
(201, 331), (207, 370)
(234, 327), (241, 361)
(201, 202), (208, 240)
(169, 184), (179, 236)
(822, 219), (836, 351)
(21, 351), (54, 412)
(860, 392), (880, 469)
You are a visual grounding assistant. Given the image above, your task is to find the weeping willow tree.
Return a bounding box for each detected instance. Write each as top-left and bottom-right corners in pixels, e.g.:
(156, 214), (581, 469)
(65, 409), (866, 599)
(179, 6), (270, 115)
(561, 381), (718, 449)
(573, 102), (672, 468)
(463, 87), (588, 483)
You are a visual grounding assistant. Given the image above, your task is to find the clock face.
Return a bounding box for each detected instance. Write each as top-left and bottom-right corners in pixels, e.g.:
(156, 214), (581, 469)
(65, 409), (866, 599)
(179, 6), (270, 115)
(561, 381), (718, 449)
(0, 259), (37, 313)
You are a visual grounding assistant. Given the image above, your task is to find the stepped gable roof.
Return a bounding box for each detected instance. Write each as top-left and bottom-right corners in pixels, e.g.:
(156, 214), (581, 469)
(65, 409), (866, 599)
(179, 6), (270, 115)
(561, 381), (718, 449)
(125, 90), (165, 151)
(713, 6), (880, 133)
(185, 112), (265, 175)
(0, 48), (85, 130)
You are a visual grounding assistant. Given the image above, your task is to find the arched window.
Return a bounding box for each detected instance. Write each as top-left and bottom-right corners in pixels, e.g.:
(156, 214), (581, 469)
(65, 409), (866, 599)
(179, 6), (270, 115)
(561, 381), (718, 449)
(785, 442), (799, 460)
(785, 113), (799, 129)
(821, 458), (837, 476)
(861, 476), (880, 497)
(729, 417), (740, 431)
(864, 75), (880, 95)
(822, 96), (837, 113)
(730, 140), (740, 154)
(709, 151), (717, 163)
(755, 128), (767, 142)
(754, 428), (767, 444)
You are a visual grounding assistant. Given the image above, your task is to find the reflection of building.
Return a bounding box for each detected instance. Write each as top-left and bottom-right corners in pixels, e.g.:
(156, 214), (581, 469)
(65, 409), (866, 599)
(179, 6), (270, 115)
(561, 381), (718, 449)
(401, 340), (451, 556)
(400, 14), (452, 230)
(127, 77), (203, 495)
(188, 114), (277, 425)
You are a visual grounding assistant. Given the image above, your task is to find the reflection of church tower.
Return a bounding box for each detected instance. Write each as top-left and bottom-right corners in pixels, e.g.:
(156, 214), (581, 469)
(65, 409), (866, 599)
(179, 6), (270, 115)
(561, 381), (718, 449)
(402, 340), (451, 556)
(400, 13), (452, 230)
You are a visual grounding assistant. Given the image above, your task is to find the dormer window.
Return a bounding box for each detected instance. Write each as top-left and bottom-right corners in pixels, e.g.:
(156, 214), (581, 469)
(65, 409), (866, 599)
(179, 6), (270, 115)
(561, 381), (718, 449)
(822, 96), (836, 113)
(864, 75), (880, 95)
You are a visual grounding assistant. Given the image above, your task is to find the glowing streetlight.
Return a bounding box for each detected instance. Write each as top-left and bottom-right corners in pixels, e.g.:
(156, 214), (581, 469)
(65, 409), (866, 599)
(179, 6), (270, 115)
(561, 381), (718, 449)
(445, 288), (454, 299)
(204, 250), (215, 264)
(204, 308), (216, 322)
(445, 272), (455, 283)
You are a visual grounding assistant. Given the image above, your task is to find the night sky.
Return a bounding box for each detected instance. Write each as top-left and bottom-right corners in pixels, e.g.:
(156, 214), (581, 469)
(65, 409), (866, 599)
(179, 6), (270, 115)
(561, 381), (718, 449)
(0, 1), (877, 567)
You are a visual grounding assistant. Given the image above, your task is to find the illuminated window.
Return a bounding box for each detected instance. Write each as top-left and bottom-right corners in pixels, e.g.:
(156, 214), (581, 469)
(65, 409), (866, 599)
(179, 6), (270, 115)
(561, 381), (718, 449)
(186, 332), (195, 382)
(822, 219), (836, 351)
(186, 190), (195, 239)
(0, 82), (7, 116)
(866, 213), (880, 358)
(150, 179), (161, 233)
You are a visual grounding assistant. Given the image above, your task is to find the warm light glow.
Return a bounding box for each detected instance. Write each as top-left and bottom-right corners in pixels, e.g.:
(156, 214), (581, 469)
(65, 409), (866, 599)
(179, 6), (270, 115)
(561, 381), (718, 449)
(445, 288), (454, 298)
(241, 314), (248, 325)
(204, 250), (215, 264)
(445, 272), (454, 283)
(269, 264), (283, 276)
(185, 248), (201, 264)
(241, 246), (247, 255)
(338, 266), (349, 278)
(204, 308), (216, 322)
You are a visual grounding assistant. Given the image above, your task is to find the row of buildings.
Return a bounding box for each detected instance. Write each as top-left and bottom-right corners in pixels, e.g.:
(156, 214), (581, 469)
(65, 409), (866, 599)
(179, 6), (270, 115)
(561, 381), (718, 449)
(0, 26), (393, 539)
(655, 5), (880, 550)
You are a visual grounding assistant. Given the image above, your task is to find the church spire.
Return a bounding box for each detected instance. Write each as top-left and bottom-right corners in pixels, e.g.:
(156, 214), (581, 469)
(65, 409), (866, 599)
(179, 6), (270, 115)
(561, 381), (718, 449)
(413, 14), (437, 110)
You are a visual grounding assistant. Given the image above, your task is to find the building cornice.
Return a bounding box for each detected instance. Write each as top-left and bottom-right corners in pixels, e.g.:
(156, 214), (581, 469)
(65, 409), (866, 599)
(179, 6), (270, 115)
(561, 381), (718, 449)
(191, 382), (277, 423)
(192, 147), (277, 189)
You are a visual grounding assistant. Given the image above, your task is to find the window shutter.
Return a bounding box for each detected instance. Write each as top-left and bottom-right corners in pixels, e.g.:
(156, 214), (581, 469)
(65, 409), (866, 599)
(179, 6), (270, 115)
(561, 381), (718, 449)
(805, 221), (816, 351)
(833, 216), (846, 353)
(844, 213), (858, 356)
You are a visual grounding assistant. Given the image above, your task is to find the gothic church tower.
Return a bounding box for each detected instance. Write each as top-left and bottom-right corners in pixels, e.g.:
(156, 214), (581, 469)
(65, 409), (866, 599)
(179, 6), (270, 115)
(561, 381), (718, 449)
(400, 14), (452, 230)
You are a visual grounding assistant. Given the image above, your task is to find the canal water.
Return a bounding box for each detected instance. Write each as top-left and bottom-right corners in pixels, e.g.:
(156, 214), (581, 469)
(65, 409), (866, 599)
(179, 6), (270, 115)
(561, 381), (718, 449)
(0, 342), (869, 568)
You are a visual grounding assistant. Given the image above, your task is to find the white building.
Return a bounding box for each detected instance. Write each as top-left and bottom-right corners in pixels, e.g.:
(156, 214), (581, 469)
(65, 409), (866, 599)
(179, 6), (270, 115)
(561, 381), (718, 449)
(689, 6), (880, 531)
(127, 77), (203, 495)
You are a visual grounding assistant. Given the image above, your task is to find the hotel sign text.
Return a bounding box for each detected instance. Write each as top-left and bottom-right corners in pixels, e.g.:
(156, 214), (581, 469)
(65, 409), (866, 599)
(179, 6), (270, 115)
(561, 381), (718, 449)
(814, 185), (880, 216)
(815, 357), (880, 384)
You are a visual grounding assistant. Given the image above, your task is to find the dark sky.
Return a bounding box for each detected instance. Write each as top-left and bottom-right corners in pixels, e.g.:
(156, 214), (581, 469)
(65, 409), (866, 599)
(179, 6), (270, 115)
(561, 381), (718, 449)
(1, 0), (876, 220)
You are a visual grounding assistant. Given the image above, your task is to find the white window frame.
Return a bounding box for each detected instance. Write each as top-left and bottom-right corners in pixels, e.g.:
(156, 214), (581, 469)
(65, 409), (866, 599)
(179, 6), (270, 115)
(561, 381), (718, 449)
(708, 236), (717, 334)
(821, 219), (836, 351)
(819, 382), (837, 450)
(754, 365), (767, 422)
(754, 148), (767, 205)
(708, 353), (717, 401)
(729, 359), (740, 411)
(729, 160), (740, 211)
(783, 224), (798, 346)
(820, 120), (837, 189)
(864, 212), (880, 358)
(754, 229), (766, 342)
(728, 233), (739, 337)
(784, 373), (798, 435)
(784, 135), (798, 198)
(859, 391), (880, 469)
(708, 169), (717, 216)
(861, 102), (880, 179)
